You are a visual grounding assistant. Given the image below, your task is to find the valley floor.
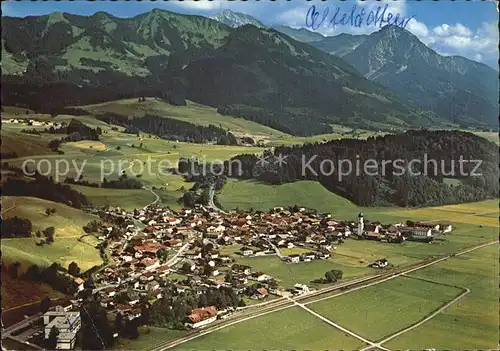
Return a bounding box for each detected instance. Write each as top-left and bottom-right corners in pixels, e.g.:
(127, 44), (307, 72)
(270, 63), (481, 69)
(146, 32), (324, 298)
(1, 102), (498, 351)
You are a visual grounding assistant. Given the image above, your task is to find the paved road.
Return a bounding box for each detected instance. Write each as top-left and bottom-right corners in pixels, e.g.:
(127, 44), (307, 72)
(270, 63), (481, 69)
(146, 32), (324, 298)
(1, 200), (16, 215)
(207, 185), (226, 214)
(147, 239), (498, 351)
(1, 313), (41, 339)
(264, 239), (284, 259)
(143, 186), (160, 209)
(165, 241), (192, 268)
(360, 288), (470, 351)
(288, 296), (390, 351)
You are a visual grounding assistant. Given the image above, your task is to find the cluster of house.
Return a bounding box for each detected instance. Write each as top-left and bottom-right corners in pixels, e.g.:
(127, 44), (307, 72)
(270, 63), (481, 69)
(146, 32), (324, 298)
(80, 204), (454, 334)
(202, 206), (347, 262)
(86, 205), (289, 329)
(3, 118), (63, 127)
(356, 213), (453, 243)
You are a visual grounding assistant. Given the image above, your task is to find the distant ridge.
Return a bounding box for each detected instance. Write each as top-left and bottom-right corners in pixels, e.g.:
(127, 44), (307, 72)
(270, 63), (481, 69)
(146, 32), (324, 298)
(272, 25), (325, 43)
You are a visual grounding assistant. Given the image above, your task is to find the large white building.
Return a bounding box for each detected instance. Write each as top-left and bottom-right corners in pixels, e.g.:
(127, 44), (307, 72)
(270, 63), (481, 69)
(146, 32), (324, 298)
(409, 227), (433, 241)
(294, 283), (310, 295)
(44, 306), (81, 350)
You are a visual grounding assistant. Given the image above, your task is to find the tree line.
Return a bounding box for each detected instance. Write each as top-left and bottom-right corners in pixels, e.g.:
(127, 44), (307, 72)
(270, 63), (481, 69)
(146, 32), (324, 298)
(2, 171), (89, 209)
(47, 119), (102, 151)
(224, 130), (499, 207)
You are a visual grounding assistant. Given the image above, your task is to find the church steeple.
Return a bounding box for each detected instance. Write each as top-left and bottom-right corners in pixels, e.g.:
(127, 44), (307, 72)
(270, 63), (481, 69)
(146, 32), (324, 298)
(357, 213), (364, 236)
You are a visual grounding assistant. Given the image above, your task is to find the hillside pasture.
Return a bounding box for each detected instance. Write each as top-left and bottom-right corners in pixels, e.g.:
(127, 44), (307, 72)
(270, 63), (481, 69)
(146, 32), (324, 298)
(79, 97), (287, 139)
(1, 196), (102, 271)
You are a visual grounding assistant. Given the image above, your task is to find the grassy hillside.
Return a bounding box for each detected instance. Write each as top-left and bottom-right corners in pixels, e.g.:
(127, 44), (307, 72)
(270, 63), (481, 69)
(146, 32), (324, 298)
(0, 131), (56, 158)
(71, 185), (158, 211)
(219, 179), (360, 216)
(267, 126), (386, 146)
(1, 196), (102, 271)
(79, 97), (288, 139)
(220, 179), (498, 224)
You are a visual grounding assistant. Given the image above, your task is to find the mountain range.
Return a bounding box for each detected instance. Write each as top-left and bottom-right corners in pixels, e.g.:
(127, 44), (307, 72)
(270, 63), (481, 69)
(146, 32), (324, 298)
(310, 27), (499, 128)
(1, 9), (497, 134)
(207, 10), (498, 129)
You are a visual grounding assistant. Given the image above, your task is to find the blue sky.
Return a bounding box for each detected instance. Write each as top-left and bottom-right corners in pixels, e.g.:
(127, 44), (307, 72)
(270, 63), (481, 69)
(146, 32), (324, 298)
(2, 0), (498, 68)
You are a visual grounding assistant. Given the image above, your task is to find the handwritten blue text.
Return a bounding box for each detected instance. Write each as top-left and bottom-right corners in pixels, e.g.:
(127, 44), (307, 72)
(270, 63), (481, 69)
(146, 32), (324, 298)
(305, 4), (414, 31)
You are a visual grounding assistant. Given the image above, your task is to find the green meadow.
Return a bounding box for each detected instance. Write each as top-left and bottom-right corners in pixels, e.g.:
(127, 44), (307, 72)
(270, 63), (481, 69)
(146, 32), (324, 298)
(1, 196), (102, 272)
(385, 244), (499, 350)
(178, 306), (366, 351)
(307, 276), (464, 341)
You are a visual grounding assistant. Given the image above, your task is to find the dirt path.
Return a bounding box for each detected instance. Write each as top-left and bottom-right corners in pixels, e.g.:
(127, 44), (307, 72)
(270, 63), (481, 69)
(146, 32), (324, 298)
(287, 296), (388, 350)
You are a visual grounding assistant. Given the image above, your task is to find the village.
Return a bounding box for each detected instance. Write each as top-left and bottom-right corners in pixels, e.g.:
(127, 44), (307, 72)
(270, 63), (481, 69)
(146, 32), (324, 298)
(2, 117), (64, 128)
(7, 204), (454, 350)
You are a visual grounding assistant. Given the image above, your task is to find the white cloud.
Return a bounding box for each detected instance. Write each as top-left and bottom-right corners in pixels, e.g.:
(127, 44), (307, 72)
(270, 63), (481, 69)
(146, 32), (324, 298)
(274, 0), (496, 66)
(433, 22), (497, 54)
(433, 23), (472, 37)
(406, 18), (429, 37)
(404, 18), (498, 64)
(276, 6), (308, 27)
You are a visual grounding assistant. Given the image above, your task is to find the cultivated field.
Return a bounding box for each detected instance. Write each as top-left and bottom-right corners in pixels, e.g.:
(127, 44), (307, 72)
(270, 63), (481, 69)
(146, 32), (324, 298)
(385, 244), (499, 350)
(237, 255), (372, 289)
(3, 122), (266, 210)
(308, 276), (464, 341)
(178, 306), (365, 350)
(170, 201), (497, 350)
